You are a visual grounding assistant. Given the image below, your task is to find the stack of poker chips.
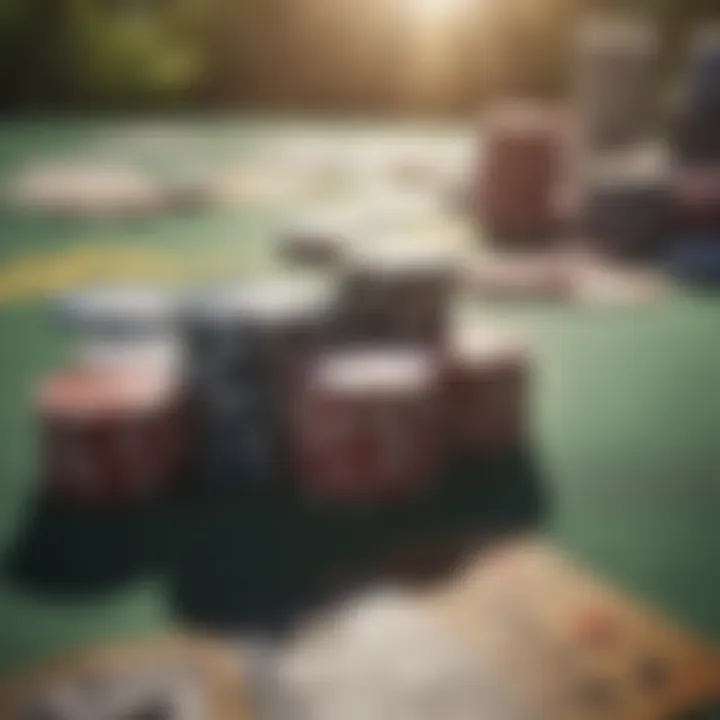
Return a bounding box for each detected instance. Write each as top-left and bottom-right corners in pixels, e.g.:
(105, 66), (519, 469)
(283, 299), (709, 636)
(473, 103), (565, 249)
(181, 277), (339, 490)
(276, 220), (532, 507)
(338, 239), (458, 345)
(289, 326), (531, 507)
(669, 29), (720, 283)
(579, 145), (671, 262)
(669, 165), (720, 283)
(38, 286), (184, 504)
(672, 28), (720, 163)
(440, 327), (529, 456)
(573, 17), (659, 152)
(37, 362), (186, 504)
(38, 269), (533, 511)
(292, 350), (440, 505)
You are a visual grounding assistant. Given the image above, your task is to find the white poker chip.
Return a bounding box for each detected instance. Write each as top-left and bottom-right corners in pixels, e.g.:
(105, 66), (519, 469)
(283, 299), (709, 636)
(184, 277), (337, 329)
(314, 349), (435, 397)
(343, 235), (460, 281)
(76, 337), (182, 374)
(4, 162), (167, 218)
(54, 285), (178, 336)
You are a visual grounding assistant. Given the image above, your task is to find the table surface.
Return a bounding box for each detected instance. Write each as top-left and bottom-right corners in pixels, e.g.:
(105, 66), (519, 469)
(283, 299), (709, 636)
(0, 118), (718, 677)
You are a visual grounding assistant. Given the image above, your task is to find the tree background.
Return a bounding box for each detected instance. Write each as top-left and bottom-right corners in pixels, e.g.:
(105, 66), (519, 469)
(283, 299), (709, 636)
(1, 0), (719, 115)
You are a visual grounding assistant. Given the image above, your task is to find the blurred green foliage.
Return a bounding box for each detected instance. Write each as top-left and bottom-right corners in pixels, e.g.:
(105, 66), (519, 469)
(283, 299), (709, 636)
(1, 0), (719, 112)
(0, 0), (210, 109)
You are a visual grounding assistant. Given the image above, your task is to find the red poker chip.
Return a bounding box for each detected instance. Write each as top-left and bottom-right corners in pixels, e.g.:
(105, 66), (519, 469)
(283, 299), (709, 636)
(440, 327), (530, 453)
(671, 165), (720, 231)
(37, 364), (186, 503)
(292, 349), (440, 505)
(474, 103), (566, 245)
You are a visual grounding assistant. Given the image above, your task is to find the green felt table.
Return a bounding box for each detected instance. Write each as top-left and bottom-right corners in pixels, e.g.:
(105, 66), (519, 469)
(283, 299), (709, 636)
(0, 118), (718, 677)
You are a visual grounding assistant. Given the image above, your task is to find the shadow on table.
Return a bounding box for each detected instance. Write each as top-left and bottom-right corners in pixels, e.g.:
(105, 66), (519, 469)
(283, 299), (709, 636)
(4, 493), (171, 596)
(2, 445), (547, 628)
(167, 444), (548, 634)
(167, 486), (305, 637)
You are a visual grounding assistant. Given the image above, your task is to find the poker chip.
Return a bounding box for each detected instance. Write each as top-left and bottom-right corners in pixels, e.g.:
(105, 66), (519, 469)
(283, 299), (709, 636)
(184, 276), (337, 329)
(440, 325), (529, 454)
(76, 337), (182, 375)
(339, 238), (459, 344)
(53, 285), (178, 340)
(37, 364), (185, 503)
(4, 162), (167, 218)
(182, 277), (340, 488)
(311, 348), (436, 397)
(184, 276), (339, 386)
(688, 26), (720, 80)
(668, 236), (720, 284)
(671, 165), (720, 233)
(474, 102), (565, 247)
(573, 16), (659, 150)
(581, 144), (671, 261)
(673, 27), (720, 162)
(292, 348), (440, 504)
(672, 101), (720, 165)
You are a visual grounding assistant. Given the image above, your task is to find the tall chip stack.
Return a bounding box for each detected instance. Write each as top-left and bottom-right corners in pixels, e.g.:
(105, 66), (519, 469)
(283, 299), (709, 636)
(672, 28), (720, 163)
(290, 348), (443, 599)
(671, 166), (720, 235)
(669, 164), (720, 283)
(440, 327), (530, 457)
(669, 29), (720, 283)
(182, 277), (339, 490)
(580, 145), (671, 261)
(37, 363), (186, 503)
(473, 103), (564, 249)
(291, 349), (440, 505)
(573, 16), (659, 152)
(338, 239), (457, 345)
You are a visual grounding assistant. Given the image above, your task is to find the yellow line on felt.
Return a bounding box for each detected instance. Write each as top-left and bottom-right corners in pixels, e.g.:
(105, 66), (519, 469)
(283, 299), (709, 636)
(0, 246), (185, 304)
